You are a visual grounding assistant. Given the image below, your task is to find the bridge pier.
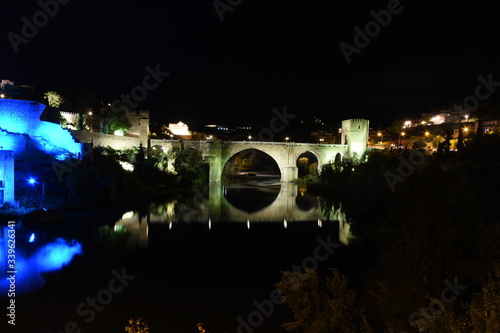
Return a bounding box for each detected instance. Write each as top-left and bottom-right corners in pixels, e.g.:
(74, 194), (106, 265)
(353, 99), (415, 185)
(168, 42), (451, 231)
(205, 141), (222, 183)
(281, 166), (298, 182)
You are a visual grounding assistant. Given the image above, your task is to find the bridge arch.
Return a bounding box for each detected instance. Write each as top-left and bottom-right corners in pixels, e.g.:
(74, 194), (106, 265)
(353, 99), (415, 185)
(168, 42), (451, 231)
(221, 148), (281, 178)
(296, 150), (319, 178)
(219, 143), (296, 182)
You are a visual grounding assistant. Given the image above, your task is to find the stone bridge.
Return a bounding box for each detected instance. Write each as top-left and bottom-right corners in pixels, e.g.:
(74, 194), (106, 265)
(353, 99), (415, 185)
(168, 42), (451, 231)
(150, 139), (351, 182)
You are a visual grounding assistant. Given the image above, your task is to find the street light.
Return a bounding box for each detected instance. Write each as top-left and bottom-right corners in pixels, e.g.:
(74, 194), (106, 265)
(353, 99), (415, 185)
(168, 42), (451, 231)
(27, 177), (45, 207)
(88, 111), (93, 132)
(399, 131), (406, 147)
(377, 132), (383, 143)
(285, 137), (290, 142)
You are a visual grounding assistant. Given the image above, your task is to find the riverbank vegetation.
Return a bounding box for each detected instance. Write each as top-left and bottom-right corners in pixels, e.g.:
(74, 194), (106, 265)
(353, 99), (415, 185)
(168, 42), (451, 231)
(0, 144), (209, 220)
(279, 132), (500, 332)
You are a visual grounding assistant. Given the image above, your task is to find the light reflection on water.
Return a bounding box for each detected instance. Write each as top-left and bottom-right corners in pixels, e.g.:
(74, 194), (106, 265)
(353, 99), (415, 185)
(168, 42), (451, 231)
(2, 181), (354, 295)
(0, 226), (82, 295)
(103, 181), (354, 250)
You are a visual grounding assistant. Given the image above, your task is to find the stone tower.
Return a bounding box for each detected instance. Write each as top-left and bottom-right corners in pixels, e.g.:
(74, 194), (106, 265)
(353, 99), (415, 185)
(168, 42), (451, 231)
(341, 119), (369, 158)
(0, 151), (15, 205)
(139, 118), (149, 147)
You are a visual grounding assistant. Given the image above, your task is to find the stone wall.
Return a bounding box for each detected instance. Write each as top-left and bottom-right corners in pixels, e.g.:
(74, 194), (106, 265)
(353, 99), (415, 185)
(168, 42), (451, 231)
(0, 99), (46, 134)
(0, 150), (15, 205)
(0, 99), (83, 158)
(70, 130), (141, 150)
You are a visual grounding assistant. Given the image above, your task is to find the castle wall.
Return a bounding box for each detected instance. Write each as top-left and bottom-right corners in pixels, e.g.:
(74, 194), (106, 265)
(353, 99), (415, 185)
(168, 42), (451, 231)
(0, 99), (83, 158)
(60, 110), (149, 136)
(70, 130), (141, 150)
(0, 99), (46, 134)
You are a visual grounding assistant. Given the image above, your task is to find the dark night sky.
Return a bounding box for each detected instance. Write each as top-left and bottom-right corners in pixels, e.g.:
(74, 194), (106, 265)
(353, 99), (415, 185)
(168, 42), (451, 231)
(2, 0), (500, 129)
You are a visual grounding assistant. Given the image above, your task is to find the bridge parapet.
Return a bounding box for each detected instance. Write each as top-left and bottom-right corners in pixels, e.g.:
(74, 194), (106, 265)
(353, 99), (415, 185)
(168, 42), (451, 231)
(148, 139), (356, 182)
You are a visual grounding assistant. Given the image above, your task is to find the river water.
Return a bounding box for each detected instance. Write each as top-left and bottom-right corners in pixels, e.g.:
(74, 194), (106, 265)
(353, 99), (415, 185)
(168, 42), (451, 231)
(1, 177), (354, 333)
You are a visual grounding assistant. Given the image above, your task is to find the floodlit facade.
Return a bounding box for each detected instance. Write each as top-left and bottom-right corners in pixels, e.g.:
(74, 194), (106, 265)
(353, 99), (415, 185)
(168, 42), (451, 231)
(341, 119), (369, 158)
(168, 121), (190, 136)
(0, 150), (14, 205)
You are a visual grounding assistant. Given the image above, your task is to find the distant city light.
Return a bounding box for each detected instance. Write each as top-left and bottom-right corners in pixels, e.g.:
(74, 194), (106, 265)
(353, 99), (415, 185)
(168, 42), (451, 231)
(431, 115), (445, 125)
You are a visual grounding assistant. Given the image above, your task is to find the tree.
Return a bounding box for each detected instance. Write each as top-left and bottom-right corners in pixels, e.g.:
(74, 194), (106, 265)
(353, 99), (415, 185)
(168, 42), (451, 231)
(124, 317), (149, 333)
(386, 120), (404, 140)
(104, 103), (132, 134)
(425, 267), (500, 333)
(457, 126), (465, 151)
(276, 268), (372, 333)
(170, 146), (209, 186)
(44, 91), (64, 108)
(431, 135), (445, 148)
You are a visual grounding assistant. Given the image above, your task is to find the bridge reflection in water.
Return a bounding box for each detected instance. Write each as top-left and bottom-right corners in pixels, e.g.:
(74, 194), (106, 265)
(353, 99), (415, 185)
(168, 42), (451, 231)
(103, 181), (354, 250)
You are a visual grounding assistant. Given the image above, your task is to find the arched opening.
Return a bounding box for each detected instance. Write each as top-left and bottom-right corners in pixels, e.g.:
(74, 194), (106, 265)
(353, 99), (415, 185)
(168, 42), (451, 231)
(221, 149), (281, 213)
(222, 149), (280, 181)
(296, 151), (318, 180)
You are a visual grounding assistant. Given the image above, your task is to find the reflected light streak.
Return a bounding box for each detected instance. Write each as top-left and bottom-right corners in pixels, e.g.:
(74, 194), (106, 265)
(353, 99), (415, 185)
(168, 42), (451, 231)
(0, 236), (82, 294)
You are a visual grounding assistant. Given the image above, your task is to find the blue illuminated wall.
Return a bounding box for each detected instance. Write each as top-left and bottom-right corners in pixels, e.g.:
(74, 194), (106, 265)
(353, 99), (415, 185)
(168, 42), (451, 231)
(0, 99), (83, 158)
(0, 151), (14, 204)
